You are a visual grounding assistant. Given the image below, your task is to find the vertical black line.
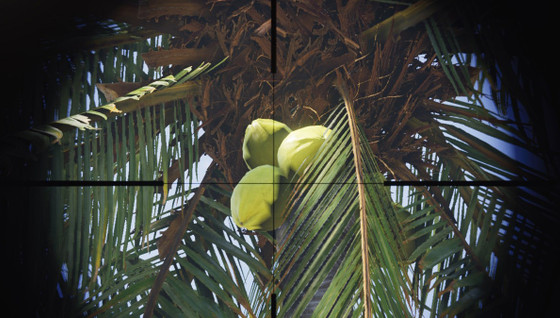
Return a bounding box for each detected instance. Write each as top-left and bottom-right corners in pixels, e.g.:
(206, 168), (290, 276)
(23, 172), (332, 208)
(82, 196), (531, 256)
(271, 0), (277, 74)
(271, 0), (278, 317)
(271, 293), (277, 318)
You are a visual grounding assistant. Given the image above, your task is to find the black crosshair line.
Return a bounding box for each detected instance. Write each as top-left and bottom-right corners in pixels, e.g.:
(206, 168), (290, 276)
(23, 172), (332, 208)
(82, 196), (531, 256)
(3, 180), (555, 187)
(0, 180), (163, 187)
(271, 0), (278, 316)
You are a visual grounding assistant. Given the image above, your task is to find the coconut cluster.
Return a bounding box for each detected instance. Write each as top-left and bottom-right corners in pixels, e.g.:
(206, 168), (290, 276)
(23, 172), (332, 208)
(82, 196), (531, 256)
(231, 119), (331, 231)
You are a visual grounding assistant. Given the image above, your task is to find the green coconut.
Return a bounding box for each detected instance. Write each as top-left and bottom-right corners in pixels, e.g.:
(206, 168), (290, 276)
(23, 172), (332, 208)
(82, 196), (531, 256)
(242, 118), (292, 169)
(230, 165), (288, 231)
(277, 125), (332, 176)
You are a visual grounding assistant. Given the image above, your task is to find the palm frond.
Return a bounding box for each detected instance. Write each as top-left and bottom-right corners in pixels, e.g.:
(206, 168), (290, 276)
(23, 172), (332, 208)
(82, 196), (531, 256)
(360, 0), (445, 47)
(261, 63), (555, 317)
(385, 91), (557, 316)
(269, 100), (411, 317)
(21, 49), (231, 316)
(15, 65), (210, 154)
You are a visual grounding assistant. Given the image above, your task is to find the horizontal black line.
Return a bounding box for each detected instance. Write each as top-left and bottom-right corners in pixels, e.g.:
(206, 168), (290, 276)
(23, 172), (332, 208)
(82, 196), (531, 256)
(2, 180), (379, 187)
(1, 180), (554, 187)
(383, 180), (555, 187)
(0, 180), (163, 187)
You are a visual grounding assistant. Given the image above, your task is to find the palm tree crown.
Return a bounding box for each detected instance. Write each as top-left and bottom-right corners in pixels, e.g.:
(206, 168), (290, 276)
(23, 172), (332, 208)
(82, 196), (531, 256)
(1, 0), (558, 317)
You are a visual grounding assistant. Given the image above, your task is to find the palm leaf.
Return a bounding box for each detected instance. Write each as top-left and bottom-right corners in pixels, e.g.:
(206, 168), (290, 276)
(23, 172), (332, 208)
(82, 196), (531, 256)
(269, 99), (411, 317)
(16, 65), (209, 154)
(260, 56), (554, 317)
(27, 47), (230, 315)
